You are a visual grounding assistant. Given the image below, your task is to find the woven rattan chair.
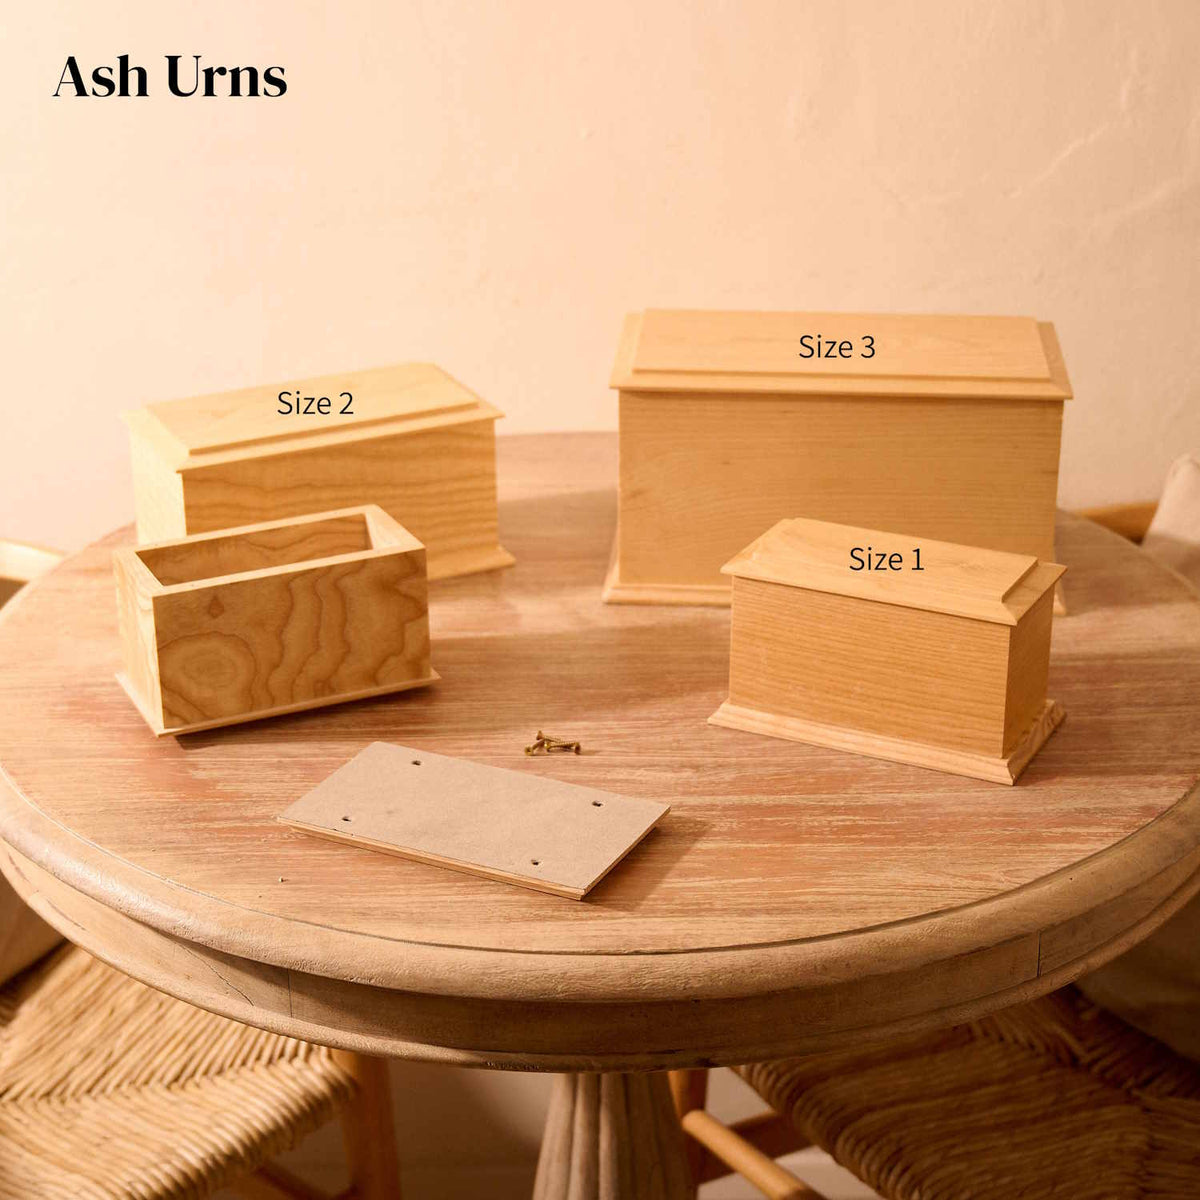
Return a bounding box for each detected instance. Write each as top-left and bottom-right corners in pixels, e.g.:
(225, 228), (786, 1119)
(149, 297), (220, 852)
(739, 987), (1200, 1198)
(671, 989), (1200, 1200)
(667, 500), (1200, 1200)
(0, 541), (402, 1199)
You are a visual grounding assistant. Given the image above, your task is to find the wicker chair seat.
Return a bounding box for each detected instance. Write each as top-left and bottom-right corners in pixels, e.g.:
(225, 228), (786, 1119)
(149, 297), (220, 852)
(0, 943), (356, 1199)
(736, 986), (1200, 1200)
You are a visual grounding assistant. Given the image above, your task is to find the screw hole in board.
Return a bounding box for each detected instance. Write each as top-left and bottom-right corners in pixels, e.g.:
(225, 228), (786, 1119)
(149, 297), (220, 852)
(411, 760), (421, 766)
(341, 816), (352, 822)
(592, 801), (603, 807)
(531, 859), (540, 866)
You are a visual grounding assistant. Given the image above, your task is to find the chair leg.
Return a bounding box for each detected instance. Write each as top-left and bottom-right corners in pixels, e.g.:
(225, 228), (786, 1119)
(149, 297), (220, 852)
(669, 1070), (818, 1199)
(668, 1069), (710, 1197)
(331, 1051), (402, 1200)
(680, 1110), (821, 1200)
(230, 1163), (330, 1200)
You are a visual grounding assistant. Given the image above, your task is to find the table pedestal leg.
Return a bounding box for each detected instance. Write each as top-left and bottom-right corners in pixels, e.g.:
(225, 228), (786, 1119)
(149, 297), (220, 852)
(533, 1071), (692, 1200)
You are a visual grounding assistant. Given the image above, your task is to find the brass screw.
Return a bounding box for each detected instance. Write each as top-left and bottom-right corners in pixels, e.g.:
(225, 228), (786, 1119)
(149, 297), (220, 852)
(540, 730), (582, 754)
(526, 730), (583, 755)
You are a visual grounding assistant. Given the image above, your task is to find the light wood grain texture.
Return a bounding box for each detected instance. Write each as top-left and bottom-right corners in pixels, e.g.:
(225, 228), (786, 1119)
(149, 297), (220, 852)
(330, 1050), (403, 1200)
(609, 394), (1064, 603)
(721, 580), (1013, 753)
(147, 362), (476, 456)
(114, 506), (436, 736)
(711, 699), (1065, 787)
(669, 1067), (710, 1195)
(532, 1072), (692, 1200)
(0, 436), (1197, 1076)
(713, 520), (1064, 781)
(688, 1111), (808, 1187)
(607, 311), (1067, 604)
(280, 741), (669, 900)
(720, 517), (1057, 624)
(680, 1110), (817, 1199)
(1003, 586), (1057, 751)
(616, 310), (1071, 396)
(124, 362), (514, 580)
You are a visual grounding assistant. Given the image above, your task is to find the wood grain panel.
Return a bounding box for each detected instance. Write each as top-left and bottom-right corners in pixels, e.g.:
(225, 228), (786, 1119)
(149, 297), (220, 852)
(615, 393), (1062, 595)
(1003, 589), (1057, 754)
(727, 576), (1011, 755)
(180, 418), (511, 580)
(137, 511), (376, 585)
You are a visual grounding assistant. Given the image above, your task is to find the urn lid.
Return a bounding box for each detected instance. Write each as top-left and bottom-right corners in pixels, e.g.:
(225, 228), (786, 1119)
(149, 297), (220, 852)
(123, 362), (502, 467)
(722, 518), (1065, 625)
(611, 309), (1072, 400)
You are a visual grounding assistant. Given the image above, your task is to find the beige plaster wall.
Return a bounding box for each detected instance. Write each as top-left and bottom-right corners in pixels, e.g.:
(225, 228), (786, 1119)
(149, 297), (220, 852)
(3, 1), (1199, 550)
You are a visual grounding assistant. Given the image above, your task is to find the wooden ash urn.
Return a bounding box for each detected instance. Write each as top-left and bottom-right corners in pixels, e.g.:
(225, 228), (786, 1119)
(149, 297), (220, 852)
(606, 309), (1071, 606)
(710, 517), (1066, 783)
(123, 362), (513, 581)
(114, 505), (437, 735)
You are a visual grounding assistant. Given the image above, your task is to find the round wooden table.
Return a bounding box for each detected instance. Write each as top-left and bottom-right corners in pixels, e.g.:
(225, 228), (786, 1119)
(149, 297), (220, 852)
(2, 433), (1199, 1199)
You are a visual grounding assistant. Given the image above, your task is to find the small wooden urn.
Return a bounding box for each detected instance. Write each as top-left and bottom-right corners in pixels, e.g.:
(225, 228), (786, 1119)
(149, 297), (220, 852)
(114, 505), (437, 735)
(710, 518), (1066, 783)
(123, 362), (514, 581)
(606, 309), (1070, 606)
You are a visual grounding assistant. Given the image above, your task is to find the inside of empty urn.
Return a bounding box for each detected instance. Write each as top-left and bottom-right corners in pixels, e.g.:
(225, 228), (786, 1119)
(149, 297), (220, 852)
(138, 512), (380, 585)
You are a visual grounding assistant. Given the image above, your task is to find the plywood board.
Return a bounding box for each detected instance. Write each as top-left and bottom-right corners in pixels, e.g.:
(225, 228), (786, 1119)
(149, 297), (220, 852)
(278, 742), (670, 900)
